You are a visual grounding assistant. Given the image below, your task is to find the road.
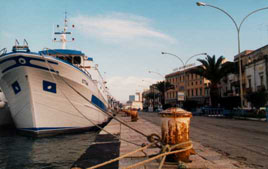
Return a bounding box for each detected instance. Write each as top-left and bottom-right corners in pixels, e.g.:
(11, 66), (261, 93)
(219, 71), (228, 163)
(139, 111), (268, 169)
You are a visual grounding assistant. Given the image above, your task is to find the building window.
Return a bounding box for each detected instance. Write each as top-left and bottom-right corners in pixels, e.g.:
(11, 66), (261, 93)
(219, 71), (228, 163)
(248, 79), (251, 88)
(200, 88), (203, 96)
(192, 89), (194, 96)
(200, 80), (202, 84)
(188, 90), (190, 96)
(196, 81), (198, 85)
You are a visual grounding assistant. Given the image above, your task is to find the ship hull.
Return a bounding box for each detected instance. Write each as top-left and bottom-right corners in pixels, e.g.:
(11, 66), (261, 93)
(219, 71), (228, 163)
(0, 53), (109, 136)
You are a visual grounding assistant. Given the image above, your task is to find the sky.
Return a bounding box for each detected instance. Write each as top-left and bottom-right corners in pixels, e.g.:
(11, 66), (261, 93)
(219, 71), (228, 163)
(1, 0), (268, 103)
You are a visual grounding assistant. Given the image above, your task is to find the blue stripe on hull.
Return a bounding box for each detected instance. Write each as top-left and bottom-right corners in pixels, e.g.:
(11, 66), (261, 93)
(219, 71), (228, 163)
(91, 95), (107, 112)
(0, 55), (58, 73)
(16, 118), (111, 137)
(0, 54), (92, 80)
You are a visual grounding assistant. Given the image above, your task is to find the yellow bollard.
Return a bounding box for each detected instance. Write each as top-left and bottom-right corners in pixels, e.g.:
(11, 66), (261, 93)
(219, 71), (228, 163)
(131, 109), (139, 122)
(159, 107), (195, 163)
(126, 109), (131, 116)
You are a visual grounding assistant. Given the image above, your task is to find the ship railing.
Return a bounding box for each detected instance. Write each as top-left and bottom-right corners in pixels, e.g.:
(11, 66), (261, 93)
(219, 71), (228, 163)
(12, 39), (30, 53)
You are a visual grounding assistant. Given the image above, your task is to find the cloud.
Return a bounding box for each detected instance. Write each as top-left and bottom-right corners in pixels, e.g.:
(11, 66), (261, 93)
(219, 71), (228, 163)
(106, 76), (159, 103)
(70, 13), (175, 44)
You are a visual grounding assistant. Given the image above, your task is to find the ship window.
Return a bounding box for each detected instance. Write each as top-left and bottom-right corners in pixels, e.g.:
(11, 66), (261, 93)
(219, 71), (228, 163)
(73, 56), (81, 64)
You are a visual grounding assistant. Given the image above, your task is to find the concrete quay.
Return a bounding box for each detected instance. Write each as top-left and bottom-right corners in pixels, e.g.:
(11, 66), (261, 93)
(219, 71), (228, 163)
(74, 112), (254, 169)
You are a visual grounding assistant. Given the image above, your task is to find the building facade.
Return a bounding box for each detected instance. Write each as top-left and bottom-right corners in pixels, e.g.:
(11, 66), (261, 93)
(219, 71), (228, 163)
(244, 46), (268, 107)
(231, 45), (268, 107)
(165, 66), (210, 106)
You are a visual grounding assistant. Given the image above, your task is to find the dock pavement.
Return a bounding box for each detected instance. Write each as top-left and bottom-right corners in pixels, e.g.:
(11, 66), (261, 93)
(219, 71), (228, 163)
(73, 111), (254, 169)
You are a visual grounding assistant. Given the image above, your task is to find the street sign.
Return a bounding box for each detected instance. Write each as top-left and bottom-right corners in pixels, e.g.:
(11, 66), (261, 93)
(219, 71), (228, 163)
(177, 92), (185, 101)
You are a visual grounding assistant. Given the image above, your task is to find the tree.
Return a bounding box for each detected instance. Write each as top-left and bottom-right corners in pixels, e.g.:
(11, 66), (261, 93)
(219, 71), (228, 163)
(245, 86), (268, 109)
(144, 91), (159, 100)
(191, 55), (234, 107)
(154, 81), (174, 108)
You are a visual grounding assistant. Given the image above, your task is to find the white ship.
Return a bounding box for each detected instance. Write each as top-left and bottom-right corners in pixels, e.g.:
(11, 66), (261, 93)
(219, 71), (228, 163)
(0, 15), (110, 136)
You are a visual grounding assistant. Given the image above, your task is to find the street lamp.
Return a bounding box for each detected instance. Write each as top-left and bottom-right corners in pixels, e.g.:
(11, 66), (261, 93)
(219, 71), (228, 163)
(161, 52), (207, 102)
(196, 1), (268, 108)
(148, 70), (164, 79)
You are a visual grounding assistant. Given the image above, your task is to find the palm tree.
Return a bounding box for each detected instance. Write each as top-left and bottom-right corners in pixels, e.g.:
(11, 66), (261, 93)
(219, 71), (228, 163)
(191, 55), (234, 107)
(154, 81), (174, 108)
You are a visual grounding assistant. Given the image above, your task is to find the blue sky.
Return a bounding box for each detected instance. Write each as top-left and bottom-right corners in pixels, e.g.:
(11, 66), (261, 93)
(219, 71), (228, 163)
(1, 0), (268, 102)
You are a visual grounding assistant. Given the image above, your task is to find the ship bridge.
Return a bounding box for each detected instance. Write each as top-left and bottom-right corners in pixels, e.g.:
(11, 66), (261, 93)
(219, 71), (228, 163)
(39, 49), (93, 65)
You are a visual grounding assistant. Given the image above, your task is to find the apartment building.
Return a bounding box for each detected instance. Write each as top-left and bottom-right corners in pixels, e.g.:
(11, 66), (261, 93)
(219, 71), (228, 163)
(165, 66), (210, 106)
(245, 45), (268, 93)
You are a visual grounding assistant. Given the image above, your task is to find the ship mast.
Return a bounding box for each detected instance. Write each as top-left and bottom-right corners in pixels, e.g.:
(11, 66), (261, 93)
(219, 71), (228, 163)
(53, 12), (74, 49)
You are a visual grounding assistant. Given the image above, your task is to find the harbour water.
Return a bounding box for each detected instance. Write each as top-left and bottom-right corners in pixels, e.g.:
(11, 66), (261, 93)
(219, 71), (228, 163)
(0, 128), (97, 169)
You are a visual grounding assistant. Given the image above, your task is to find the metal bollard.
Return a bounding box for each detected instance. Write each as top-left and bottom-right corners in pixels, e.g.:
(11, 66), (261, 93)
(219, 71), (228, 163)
(160, 107), (195, 163)
(131, 109), (139, 122)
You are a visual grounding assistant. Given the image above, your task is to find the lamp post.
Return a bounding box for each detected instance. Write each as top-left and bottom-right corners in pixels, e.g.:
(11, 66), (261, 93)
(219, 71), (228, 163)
(196, 1), (268, 108)
(161, 52), (207, 102)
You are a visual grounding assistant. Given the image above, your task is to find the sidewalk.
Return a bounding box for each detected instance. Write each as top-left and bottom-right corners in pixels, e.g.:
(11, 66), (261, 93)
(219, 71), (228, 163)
(99, 112), (253, 169)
